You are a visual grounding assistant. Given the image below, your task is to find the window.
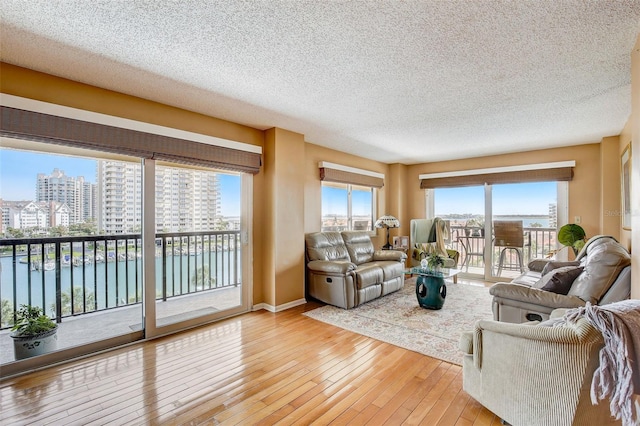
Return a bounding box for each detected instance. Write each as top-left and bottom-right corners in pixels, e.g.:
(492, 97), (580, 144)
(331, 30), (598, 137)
(321, 182), (375, 232)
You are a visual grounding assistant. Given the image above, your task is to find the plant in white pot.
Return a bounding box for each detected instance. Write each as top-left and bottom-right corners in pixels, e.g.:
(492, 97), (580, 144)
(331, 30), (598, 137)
(10, 305), (58, 360)
(425, 252), (445, 272)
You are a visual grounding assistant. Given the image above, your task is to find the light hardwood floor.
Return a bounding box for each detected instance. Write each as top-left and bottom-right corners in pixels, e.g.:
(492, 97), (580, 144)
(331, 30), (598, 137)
(0, 301), (500, 425)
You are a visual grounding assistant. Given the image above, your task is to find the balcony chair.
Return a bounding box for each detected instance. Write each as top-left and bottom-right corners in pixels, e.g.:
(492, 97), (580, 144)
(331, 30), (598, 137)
(493, 220), (529, 276)
(409, 218), (459, 283)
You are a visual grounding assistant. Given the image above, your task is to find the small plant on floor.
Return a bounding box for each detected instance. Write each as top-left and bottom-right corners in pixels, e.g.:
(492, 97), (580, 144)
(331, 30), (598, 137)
(11, 305), (57, 337)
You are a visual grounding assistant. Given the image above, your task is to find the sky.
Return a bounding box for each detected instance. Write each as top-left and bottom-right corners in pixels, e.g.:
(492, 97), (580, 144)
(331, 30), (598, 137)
(434, 183), (557, 216)
(0, 149), (241, 217)
(321, 181), (556, 217)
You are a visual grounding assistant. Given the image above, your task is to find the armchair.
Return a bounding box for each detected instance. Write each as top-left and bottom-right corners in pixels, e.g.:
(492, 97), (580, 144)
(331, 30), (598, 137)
(460, 315), (620, 425)
(409, 218), (460, 282)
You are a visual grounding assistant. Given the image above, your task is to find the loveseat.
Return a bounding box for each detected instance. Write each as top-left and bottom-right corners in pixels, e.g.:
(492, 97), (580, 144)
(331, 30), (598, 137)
(305, 231), (407, 309)
(490, 236), (631, 323)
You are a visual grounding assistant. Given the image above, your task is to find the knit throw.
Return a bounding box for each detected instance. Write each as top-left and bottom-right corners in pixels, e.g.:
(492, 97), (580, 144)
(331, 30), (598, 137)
(563, 300), (640, 426)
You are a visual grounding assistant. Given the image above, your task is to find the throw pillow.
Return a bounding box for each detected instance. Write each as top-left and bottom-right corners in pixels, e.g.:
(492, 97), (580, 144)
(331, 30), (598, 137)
(540, 266), (584, 295)
(541, 260), (581, 276)
(533, 265), (582, 289)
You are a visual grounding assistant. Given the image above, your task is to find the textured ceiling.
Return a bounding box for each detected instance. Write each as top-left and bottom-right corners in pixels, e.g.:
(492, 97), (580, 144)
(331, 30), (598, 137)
(1, 1), (639, 164)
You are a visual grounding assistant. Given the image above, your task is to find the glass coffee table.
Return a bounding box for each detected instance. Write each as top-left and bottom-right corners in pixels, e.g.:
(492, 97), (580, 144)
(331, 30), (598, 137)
(407, 267), (461, 310)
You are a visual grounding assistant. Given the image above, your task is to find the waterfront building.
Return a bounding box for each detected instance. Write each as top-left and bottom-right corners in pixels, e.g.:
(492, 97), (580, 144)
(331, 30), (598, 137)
(2, 201), (49, 231)
(98, 161), (220, 234)
(548, 203), (557, 228)
(36, 168), (96, 225)
(97, 160), (142, 234)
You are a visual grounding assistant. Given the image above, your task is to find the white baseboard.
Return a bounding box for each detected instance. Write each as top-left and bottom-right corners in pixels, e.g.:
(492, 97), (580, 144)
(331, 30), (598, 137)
(253, 298), (307, 312)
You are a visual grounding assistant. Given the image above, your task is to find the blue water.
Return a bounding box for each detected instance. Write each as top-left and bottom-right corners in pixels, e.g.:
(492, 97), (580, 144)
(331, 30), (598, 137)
(0, 251), (240, 316)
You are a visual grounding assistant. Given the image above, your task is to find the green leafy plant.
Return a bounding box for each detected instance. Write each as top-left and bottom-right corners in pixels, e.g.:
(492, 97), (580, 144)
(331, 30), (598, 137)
(11, 305), (57, 337)
(426, 252), (445, 270)
(557, 224), (587, 256)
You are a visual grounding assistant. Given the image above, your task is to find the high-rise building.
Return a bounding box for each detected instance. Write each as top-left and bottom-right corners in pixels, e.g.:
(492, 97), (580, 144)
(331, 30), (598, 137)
(154, 165), (220, 232)
(97, 161), (219, 234)
(97, 160), (142, 234)
(548, 203), (557, 228)
(36, 168), (96, 225)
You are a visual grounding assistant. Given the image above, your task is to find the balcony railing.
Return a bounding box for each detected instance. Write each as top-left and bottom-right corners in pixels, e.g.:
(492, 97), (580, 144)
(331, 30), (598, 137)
(450, 226), (557, 273)
(0, 230), (241, 329)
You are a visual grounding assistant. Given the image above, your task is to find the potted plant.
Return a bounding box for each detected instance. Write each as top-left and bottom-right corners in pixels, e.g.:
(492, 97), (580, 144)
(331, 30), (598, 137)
(10, 304), (58, 360)
(425, 252), (445, 272)
(557, 223), (587, 256)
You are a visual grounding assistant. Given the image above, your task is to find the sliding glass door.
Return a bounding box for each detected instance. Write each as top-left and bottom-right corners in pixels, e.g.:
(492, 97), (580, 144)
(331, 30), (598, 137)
(430, 181), (565, 281)
(489, 182), (558, 280)
(1, 147), (252, 375)
(433, 186), (486, 275)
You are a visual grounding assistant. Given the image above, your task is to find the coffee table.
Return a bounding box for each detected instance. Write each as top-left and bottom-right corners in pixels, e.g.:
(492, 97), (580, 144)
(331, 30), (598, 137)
(408, 267), (461, 310)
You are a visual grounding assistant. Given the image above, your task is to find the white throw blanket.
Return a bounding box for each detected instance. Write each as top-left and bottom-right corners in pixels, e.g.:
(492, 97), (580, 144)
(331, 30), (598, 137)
(562, 300), (640, 426)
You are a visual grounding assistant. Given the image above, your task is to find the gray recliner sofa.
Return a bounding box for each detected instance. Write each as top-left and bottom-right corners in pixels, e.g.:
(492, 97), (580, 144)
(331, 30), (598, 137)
(305, 231), (407, 309)
(490, 235), (631, 323)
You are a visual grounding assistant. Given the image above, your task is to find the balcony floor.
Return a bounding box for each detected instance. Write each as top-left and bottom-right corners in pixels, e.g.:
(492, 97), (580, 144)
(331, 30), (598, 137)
(1, 286), (241, 365)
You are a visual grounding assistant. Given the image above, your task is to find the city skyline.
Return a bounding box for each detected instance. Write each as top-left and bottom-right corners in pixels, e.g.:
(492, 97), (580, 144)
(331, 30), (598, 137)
(0, 149), (241, 217)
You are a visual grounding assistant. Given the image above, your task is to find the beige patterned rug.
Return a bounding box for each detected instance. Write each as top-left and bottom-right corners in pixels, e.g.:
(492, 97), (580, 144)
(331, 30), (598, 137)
(303, 278), (493, 365)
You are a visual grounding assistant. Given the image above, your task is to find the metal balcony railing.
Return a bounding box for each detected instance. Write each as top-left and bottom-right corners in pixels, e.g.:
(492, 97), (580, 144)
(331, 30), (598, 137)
(0, 230), (241, 329)
(450, 225), (557, 273)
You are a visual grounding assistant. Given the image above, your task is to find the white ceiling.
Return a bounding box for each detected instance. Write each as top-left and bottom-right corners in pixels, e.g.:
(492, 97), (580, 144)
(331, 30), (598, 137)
(1, 1), (639, 164)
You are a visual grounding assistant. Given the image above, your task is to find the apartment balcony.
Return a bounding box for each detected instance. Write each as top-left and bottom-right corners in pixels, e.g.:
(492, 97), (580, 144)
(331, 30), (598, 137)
(450, 225), (558, 279)
(0, 230), (241, 364)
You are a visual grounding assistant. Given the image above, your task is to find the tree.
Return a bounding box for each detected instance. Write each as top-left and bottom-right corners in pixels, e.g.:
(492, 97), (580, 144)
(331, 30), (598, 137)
(191, 265), (216, 290)
(1, 299), (14, 327)
(5, 227), (25, 239)
(54, 287), (96, 316)
(49, 225), (69, 237)
(69, 219), (97, 236)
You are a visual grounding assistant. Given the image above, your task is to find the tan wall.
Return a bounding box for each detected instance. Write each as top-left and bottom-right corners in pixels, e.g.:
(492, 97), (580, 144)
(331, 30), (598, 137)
(601, 136), (622, 238)
(303, 142), (391, 247)
(264, 128), (306, 307)
(403, 144), (604, 238)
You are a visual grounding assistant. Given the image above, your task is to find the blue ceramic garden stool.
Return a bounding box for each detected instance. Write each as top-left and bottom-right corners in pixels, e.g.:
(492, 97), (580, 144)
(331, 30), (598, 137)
(409, 267), (460, 310)
(416, 274), (447, 309)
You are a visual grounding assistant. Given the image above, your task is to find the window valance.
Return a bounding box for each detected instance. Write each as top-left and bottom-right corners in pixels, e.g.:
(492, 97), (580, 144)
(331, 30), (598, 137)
(319, 161), (384, 188)
(419, 161), (574, 189)
(1, 103), (262, 174)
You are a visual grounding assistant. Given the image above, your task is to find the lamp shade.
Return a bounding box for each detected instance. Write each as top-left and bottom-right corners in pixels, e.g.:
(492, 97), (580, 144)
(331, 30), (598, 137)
(374, 215), (400, 229)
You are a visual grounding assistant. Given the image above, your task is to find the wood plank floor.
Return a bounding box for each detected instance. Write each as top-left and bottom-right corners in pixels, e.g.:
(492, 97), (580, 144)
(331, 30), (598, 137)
(0, 302), (500, 425)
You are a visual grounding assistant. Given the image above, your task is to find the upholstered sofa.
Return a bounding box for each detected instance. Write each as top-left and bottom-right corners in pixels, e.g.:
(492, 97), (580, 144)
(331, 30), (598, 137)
(460, 309), (621, 425)
(305, 231), (407, 309)
(490, 236), (631, 323)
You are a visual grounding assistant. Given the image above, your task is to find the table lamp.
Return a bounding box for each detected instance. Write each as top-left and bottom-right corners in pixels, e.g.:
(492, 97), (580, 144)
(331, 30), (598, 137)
(374, 215), (400, 249)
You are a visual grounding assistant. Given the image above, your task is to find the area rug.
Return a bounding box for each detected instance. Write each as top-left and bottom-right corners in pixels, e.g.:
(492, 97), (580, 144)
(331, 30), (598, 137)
(303, 278), (493, 365)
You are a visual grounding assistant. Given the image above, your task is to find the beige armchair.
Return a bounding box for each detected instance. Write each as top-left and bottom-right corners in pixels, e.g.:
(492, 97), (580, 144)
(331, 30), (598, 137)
(460, 314), (620, 426)
(409, 218), (460, 282)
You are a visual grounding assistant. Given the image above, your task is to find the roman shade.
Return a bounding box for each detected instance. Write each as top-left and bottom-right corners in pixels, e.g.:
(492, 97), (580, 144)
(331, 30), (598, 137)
(419, 162), (574, 189)
(1, 106), (262, 174)
(319, 162), (384, 188)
